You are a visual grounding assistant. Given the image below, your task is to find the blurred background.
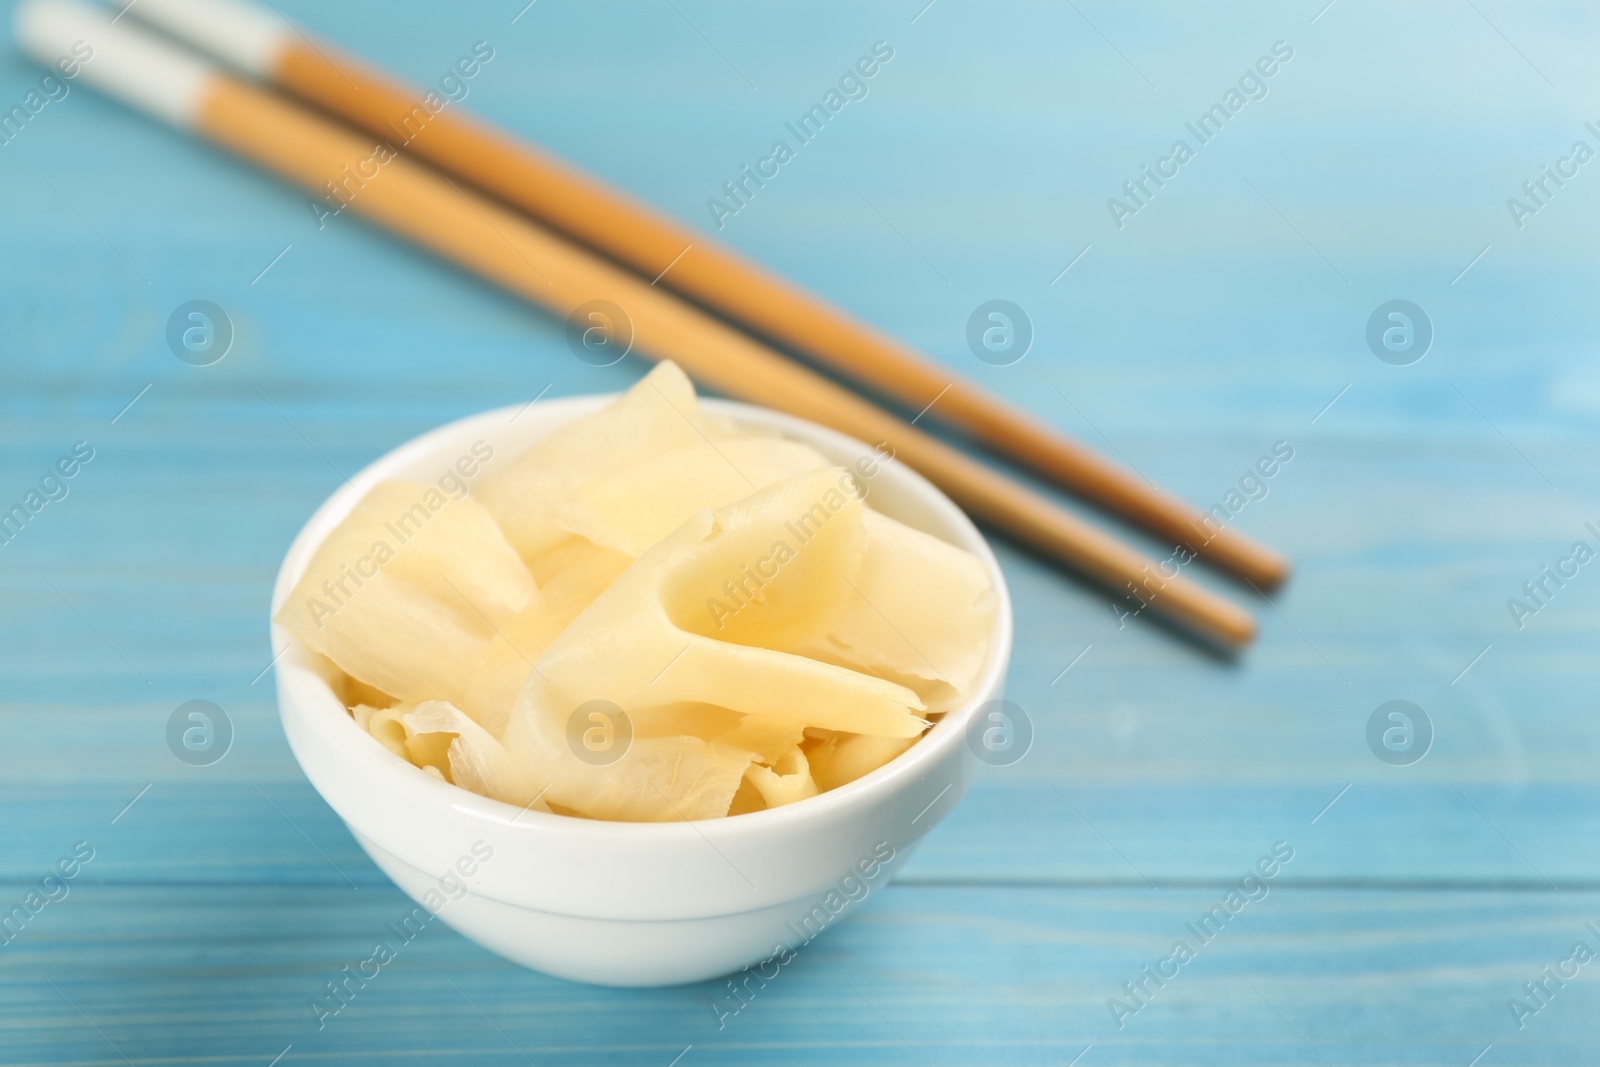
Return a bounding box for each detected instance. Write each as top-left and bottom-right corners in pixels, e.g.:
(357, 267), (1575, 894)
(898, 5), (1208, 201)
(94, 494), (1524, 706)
(2, 0), (1597, 1063)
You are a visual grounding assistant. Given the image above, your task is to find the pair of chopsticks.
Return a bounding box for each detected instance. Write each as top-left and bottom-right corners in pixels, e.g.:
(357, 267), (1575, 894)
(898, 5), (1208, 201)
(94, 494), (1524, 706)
(17, 0), (1288, 649)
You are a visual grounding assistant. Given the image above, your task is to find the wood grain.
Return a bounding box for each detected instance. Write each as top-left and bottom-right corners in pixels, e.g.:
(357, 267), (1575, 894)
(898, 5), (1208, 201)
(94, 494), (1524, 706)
(1, 0), (1596, 1063)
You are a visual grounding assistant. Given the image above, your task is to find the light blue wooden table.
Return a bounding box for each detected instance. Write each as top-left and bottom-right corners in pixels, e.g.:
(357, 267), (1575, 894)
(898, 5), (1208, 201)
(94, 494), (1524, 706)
(2, 0), (1597, 1063)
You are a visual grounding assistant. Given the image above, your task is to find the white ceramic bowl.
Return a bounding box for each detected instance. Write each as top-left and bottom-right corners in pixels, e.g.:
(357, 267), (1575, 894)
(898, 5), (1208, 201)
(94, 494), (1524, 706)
(270, 394), (1013, 987)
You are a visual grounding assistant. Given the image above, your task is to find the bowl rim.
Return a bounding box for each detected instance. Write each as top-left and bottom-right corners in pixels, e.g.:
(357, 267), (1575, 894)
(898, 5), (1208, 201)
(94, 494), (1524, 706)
(271, 391), (1014, 845)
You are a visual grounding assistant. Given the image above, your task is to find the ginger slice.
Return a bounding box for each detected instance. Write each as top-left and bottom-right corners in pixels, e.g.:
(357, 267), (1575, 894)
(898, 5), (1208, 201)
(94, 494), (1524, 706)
(503, 469), (928, 821)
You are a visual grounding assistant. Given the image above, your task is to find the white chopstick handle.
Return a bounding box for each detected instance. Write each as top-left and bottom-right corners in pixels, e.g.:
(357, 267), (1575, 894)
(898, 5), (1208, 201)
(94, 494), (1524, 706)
(13, 0), (217, 127)
(118, 0), (293, 77)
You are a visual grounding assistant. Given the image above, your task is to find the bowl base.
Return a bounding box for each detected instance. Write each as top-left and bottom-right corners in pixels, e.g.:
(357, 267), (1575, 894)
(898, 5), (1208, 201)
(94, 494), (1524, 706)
(353, 828), (909, 987)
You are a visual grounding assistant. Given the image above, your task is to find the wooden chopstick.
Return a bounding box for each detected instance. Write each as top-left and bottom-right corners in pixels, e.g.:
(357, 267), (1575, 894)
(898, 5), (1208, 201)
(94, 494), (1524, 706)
(16, 0), (1257, 649)
(119, 0), (1289, 593)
